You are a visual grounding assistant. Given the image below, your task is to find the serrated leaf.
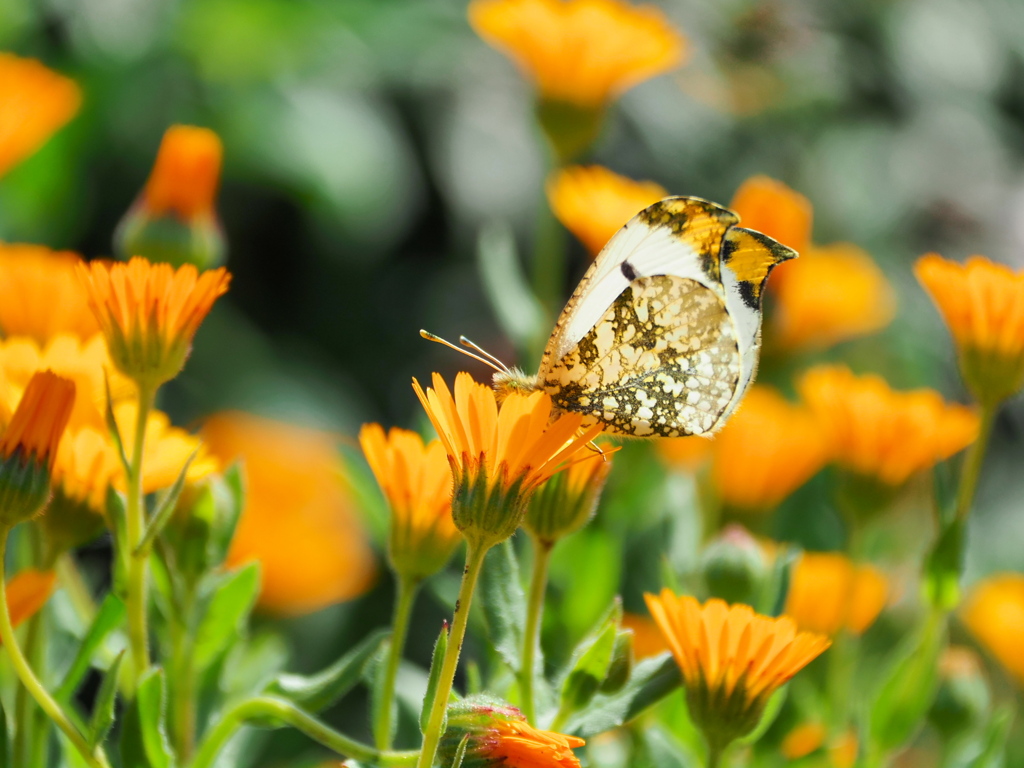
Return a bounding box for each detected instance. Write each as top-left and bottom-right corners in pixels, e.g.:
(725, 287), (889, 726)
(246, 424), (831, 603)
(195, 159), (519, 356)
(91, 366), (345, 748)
(480, 541), (526, 672)
(56, 594), (126, 702)
(421, 622), (450, 734)
(120, 669), (174, 768)
(269, 628), (387, 713)
(194, 562), (260, 670)
(88, 650), (125, 748)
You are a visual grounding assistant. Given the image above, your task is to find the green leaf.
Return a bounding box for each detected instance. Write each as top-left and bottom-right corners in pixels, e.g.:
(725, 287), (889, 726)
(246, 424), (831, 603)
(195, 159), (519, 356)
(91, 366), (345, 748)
(924, 519), (966, 611)
(559, 621), (617, 717)
(88, 650), (125, 748)
(268, 628), (387, 713)
(136, 448), (199, 556)
(600, 629), (634, 694)
(480, 540), (526, 671)
(371, 638), (393, 749)
(208, 463), (245, 567)
(120, 668), (174, 768)
(55, 594), (127, 702)
(104, 372), (131, 477)
(194, 562), (261, 670)
(563, 653), (682, 737)
(476, 221), (545, 349)
(421, 622), (450, 734)
(968, 707), (1014, 768)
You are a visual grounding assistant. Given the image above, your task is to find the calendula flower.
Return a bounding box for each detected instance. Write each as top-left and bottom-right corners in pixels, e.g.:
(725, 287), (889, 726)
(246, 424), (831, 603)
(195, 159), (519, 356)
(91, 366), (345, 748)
(547, 166), (667, 256)
(781, 722), (826, 760)
(657, 435), (713, 473)
(0, 371), (75, 527)
(710, 386), (826, 512)
(439, 696), (584, 768)
(77, 257), (230, 389)
(961, 573), (1024, 686)
(730, 176), (812, 257)
(359, 424), (461, 581)
(621, 613), (668, 660)
(645, 590), (830, 752)
(0, 569), (57, 643)
(413, 372), (603, 549)
(203, 412), (376, 616)
(915, 254), (1024, 406)
(784, 552), (888, 636)
(771, 243), (896, 352)
(0, 245), (99, 343)
(0, 53), (81, 178)
(116, 125), (226, 268)
(525, 449), (611, 545)
(798, 365), (979, 487)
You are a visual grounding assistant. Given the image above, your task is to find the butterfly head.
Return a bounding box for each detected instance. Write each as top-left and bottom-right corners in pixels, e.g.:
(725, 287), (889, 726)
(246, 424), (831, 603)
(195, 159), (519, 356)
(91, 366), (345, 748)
(492, 367), (540, 403)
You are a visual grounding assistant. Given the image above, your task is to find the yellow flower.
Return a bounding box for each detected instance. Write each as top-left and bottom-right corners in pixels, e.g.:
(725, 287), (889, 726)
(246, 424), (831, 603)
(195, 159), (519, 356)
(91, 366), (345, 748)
(413, 372), (603, 549)
(0, 53), (81, 178)
(358, 424), (461, 581)
(709, 386), (826, 512)
(784, 552), (888, 636)
(469, 0), (686, 108)
(203, 411), (376, 616)
(771, 243), (896, 352)
(798, 365), (979, 487)
(961, 573), (1024, 685)
(77, 257), (230, 389)
(645, 590), (830, 751)
(915, 253), (1024, 405)
(0, 245), (99, 343)
(729, 176), (812, 256)
(0, 569), (56, 642)
(547, 166), (667, 256)
(525, 448), (611, 544)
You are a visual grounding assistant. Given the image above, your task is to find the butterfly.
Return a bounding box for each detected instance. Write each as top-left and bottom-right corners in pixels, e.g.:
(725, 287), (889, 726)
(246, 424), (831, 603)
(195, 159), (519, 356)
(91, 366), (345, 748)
(425, 196), (795, 437)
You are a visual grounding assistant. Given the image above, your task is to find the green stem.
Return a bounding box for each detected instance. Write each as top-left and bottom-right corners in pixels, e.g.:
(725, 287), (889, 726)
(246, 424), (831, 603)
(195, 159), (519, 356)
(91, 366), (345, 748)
(189, 695), (419, 768)
(707, 742), (723, 768)
(376, 575), (419, 750)
(125, 383), (155, 696)
(955, 403), (997, 522)
(14, 605), (44, 766)
(416, 541), (489, 768)
(827, 630), (857, 731)
(0, 531), (111, 768)
(56, 552), (97, 626)
(520, 536), (553, 725)
(171, 589), (198, 763)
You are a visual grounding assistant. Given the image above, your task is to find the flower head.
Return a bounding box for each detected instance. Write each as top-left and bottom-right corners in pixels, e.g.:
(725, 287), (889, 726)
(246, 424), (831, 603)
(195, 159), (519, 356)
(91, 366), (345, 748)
(0, 245), (99, 343)
(710, 386), (826, 512)
(439, 695), (584, 768)
(915, 254), (1024, 405)
(0, 53), (80, 178)
(645, 590), (830, 751)
(784, 552), (888, 636)
(525, 448), (611, 545)
(729, 176), (812, 257)
(413, 372), (603, 549)
(962, 573), (1024, 686)
(798, 365), (979, 487)
(77, 257), (230, 388)
(359, 424), (461, 581)
(547, 166), (667, 256)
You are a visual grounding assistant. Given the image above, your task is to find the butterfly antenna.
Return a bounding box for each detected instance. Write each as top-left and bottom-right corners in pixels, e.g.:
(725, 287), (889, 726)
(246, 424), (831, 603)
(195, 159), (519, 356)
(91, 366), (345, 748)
(459, 336), (510, 373)
(420, 329), (505, 374)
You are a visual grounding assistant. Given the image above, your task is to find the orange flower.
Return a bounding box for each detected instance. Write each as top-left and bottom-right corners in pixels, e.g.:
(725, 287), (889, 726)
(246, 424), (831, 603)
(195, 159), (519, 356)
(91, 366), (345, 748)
(730, 176), (812, 256)
(485, 719), (584, 768)
(413, 372), (603, 548)
(469, 0), (686, 108)
(645, 590), (830, 750)
(547, 166), (667, 256)
(140, 126), (222, 221)
(781, 722), (826, 760)
(0, 53), (81, 178)
(915, 254), (1024, 405)
(798, 365), (979, 487)
(784, 552), (888, 636)
(77, 257), (230, 388)
(771, 243), (896, 352)
(657, 435), (713, 473)
(710, 386), (826, 511)
(0, 569), (56, 643)
(359, 424), (460, 581)
(621, 612), (668, 660)
(0, 245), (99, 343)
(961, 573), (1024, 685)
(203, 412), (376, 616)
(525, 448), (611, 544)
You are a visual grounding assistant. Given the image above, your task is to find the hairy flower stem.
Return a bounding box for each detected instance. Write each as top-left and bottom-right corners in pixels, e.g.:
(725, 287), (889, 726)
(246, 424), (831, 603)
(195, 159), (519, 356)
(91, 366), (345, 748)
(125, 383), (155, 696)
(190, 695), (419, 768)
(0, 531), (112, 768)
(520, 536), (553, 725)
(417, 541), (489, 768)
(376, 574), (419, 750)
(955, 403), (997, 522)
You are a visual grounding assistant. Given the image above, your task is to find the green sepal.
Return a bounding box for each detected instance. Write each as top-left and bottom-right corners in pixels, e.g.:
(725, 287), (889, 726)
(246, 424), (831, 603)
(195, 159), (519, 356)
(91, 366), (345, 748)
(421, 622), (450, 735)
(87, 650), (125, 748)
(450, 734), (471, 768)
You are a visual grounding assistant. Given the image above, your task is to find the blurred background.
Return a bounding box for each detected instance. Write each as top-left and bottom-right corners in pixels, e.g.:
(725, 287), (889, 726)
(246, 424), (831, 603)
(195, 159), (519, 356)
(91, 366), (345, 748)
(4, 0), (1024, 763)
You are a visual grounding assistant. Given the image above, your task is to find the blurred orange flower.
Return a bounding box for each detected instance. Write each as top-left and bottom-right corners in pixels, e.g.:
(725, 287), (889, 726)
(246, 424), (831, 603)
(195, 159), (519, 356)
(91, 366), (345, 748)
(621, 612), (668, 659)
(730, 176), (812, 256)
(781, 722), (826, 760)
(657, 435), (713, 473)
(0, 245), (99, 343)
(0, 569), (56, 643)
(0, 53), (81, 178)
(784, 552), (888, 636)
(798, 365), (979, 486)
(203, 412), (376, 616)
(469, 0), (687, 108)
(52, 426), (122, 515)
(141, 125), (223, 222)
(962, 573), (1024, 685)
(547, 166), (667, 256)
(916, 253), (1024, 405)
(710, 386), (826, 512)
